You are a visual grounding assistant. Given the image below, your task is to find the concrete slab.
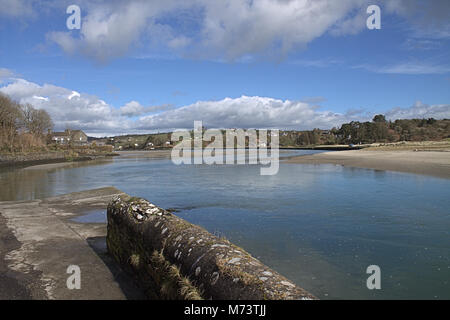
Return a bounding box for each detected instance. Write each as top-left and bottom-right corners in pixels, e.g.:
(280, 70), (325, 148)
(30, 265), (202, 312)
(0, 187), (146, 300)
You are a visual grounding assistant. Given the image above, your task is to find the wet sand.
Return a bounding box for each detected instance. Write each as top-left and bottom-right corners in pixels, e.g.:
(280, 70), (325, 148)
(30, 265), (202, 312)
(285, 150), (450, 179)
(22, 162), (78, 170)
(116, 150), (172, 159)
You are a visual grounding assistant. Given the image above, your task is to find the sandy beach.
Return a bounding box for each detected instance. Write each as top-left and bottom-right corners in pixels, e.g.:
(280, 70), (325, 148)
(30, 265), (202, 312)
(286, 150), (450, 179)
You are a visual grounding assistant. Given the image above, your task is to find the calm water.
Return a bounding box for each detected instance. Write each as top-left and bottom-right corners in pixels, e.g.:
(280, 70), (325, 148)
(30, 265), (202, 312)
(1, 150), (449, 299)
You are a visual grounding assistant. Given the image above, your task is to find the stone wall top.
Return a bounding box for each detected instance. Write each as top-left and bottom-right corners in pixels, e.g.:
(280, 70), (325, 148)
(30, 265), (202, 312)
(106, 195), (317, 300)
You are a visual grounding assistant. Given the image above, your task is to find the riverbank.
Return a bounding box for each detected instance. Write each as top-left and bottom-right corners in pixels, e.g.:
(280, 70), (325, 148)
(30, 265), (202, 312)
(285, 149), (450, 179)
(0, 151), (118, 169)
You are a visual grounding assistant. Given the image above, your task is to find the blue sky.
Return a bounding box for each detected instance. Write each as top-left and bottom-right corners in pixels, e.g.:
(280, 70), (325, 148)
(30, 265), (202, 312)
(1, 0), (449, 136)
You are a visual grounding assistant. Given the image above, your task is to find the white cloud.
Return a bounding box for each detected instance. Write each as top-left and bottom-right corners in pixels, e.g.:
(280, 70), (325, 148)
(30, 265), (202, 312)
(354, 62), (450, 75)
(32, 95), (49, 101)
(1, 78), (448, 136)
(43, 0), (375, 62)
(0, 78), (133, 135)
(386, 101), (450, 120)
(119, 101), (147, 117)
(119, 101), (175, 117)
(68, 90), (81, 100)
(2, 1), (449, 63)
(136, 96), (450, 131)
(196, 0), (371, 59)
(137, 96), (361, 131)
(47, 0), (186, 62)
(43, 0), (450, 62)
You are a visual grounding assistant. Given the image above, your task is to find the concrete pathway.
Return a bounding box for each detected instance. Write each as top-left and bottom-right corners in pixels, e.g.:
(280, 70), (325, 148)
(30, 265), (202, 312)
(0, 187), (145, 300)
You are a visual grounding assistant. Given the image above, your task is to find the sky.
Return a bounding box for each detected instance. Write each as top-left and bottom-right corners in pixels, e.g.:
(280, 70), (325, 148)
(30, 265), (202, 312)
(0, 0), (450, 136)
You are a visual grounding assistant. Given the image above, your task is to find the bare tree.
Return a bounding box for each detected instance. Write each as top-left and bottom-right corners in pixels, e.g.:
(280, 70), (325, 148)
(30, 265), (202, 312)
(0, 93), (53, 151)
(0, 93), (23, 151)
(21, 103), (53, 136)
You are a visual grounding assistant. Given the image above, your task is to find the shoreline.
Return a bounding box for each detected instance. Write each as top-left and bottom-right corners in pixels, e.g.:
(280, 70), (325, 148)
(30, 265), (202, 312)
(0, 153), (118, 170)
(285, 149), (450, 179)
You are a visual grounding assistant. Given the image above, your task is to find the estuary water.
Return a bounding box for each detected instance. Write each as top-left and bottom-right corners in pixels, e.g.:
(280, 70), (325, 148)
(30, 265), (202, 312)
(1, 150), (449, 299)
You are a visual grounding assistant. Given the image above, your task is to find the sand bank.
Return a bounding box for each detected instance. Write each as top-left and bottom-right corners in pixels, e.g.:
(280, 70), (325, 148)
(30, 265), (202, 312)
(285, 150), (450, 179)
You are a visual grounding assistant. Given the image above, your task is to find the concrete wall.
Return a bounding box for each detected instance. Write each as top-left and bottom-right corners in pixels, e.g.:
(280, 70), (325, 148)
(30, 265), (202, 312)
(106, 195), (316, 300)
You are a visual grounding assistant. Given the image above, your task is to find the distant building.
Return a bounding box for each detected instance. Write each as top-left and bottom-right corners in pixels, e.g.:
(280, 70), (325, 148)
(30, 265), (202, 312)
(94, 141), (106, 146)
(49, 129), (88, 145)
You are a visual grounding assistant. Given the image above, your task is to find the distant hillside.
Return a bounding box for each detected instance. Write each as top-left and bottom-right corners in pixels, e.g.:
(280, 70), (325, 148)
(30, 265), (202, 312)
(95, 116), (450, 150)
(91, 133), (172, 150)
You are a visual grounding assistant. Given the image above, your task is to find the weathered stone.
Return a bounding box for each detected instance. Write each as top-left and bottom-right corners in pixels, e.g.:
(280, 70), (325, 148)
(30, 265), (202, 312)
(106, 195), (317, 300)
(107, 196), (315, 300)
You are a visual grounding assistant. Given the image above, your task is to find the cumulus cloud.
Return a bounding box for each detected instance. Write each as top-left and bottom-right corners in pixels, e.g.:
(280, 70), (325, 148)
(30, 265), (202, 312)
(68, 90), (80, 99)
(32, 95), (49, 101)
(119, 101), (174, 117)
(136, 97), (449, 131)
(46, 0), (195, 62)
(137, 96), (362, 131)
(3, 1), (449, 62)
(39, 0), (450, 62)
(0, 78), (133, 135)
(1, 77), (448, 136)
(118, 101), (145, 117)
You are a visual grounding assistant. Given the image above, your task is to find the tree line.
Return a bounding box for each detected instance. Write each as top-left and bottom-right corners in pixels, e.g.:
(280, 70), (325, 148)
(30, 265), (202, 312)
(334, 115), (449, 145)
(281, 115), (450, 146)
(0, 93), (53, 152)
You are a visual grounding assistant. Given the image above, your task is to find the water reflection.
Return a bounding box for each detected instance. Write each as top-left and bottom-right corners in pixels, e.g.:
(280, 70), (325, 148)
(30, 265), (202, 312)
(0, 159), (113, 201)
